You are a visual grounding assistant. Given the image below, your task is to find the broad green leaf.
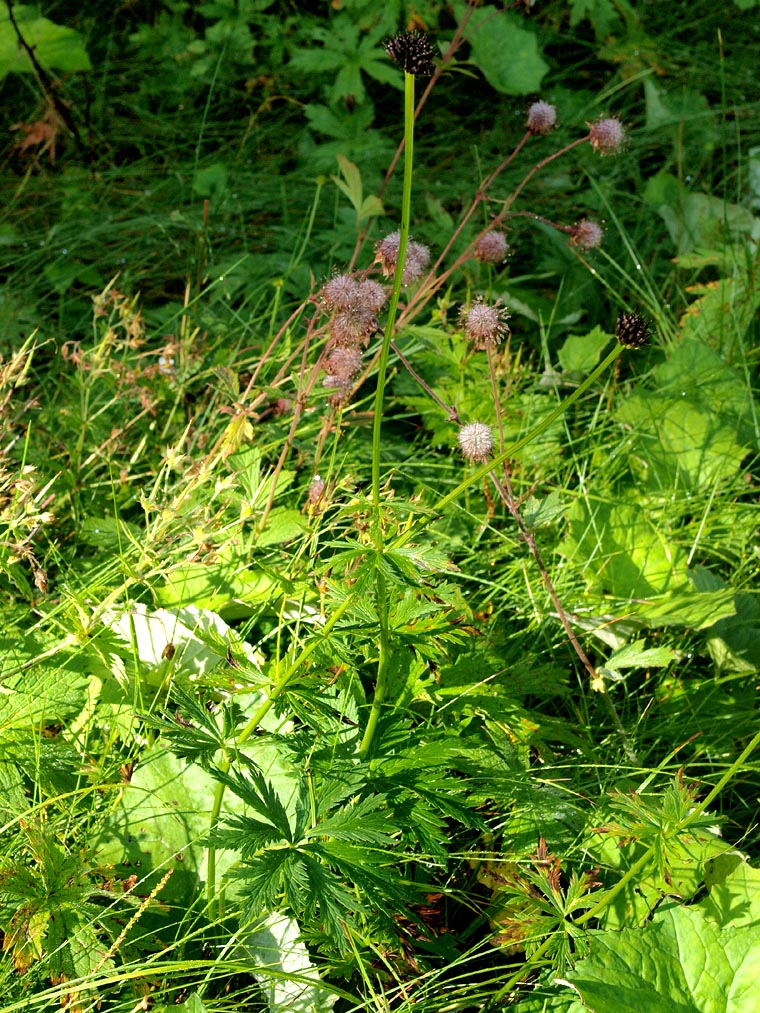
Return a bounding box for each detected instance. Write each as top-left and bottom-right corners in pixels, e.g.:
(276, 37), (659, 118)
(0, 5), (91, 78)
(453, 3), (548, 94)
(561, 495), (689, 598)
(235, 911), (337, 1013)
(606, 639), (677, 669)
(558, 326), (613, 375)
(102, 603), (263, 681)
(93, 741), (299, 907)
(703, 858), (760, 928)
(616, 391), (748, 494)
(566, 896), (760, 1012)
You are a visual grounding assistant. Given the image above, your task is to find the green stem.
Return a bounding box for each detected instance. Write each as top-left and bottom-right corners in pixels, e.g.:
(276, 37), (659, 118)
(371, 70), (416, 529)
(358, 570), (390, 761)
(361, 70), (416, 762)
(492, 731), (760, 1002)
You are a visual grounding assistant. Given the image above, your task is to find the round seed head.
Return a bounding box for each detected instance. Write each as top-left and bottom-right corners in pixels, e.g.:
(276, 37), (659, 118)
(321, 273), (360, 311)
(526, 100), (557, 136)
(458, 423), (493, 463)
(325, 346), (362, 383)
(329, 307), (378, 347)
(588, 116), (625, 155)
(460, 298), (510, 349)
(615, 311), (652, 349)
(355, 279), (387, 314)
(474, 230), (509, 265)
(569, 218), (604, 251)
(384, 31), (436, 77)
(375, 230), (431, 286)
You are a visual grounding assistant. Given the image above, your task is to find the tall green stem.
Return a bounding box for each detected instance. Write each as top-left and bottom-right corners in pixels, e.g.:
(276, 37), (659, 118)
(360, 71), (416, 762)
(370, 70), (416, 526)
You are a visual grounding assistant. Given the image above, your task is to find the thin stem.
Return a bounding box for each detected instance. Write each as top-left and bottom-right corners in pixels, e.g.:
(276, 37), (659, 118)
(394, 344), (624, 548)
(362, 69), (417, 762)
(358, 569), (390, 760)
(371, 71), (416, 529)
(391, 340), (459, 422)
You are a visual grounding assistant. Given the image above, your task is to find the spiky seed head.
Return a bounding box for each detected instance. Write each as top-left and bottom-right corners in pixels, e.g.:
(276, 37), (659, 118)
(527, 100), (557, 136)
(458, 423), (493, 463)
(384, 31), (436, 77)
(375, 230), (431, 286)
(460, 298), (510, 349)
(474, 230), (509, 264)
(615, 311), (652, 349)
(325, 346), (363, 382)
(321, 274), (360, 311)
(329, 308), (378, 347)
(355, 279), (387, 314)
(569, 218), (604, 251)
(588, 116), (625, 155)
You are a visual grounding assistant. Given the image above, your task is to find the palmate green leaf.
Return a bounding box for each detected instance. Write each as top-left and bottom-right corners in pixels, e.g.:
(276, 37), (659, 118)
(138, 684), (234, 766)
(305, 793), (393, 846)
(211, 762), (294, 841)
(208, 813), (285, 856)
(232, 847), (296, 916)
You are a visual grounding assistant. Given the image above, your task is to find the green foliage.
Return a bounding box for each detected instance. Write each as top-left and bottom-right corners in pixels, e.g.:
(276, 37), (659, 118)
(2, 0), (760, 1009)
(0, 5), (91, 78)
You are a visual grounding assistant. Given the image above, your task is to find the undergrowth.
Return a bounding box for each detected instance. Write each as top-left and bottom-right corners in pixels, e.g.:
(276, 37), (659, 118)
(1, 2), (760, 1011)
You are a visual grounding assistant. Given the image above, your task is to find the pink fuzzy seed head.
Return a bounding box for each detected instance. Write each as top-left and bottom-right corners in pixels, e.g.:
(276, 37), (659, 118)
(569, 218), (604, 251)
(458, 423), (493, 463)
(375, 230), (430, 286)
(588, 116), (625, 155)
(474, 230), (509, 265)
(527, 100), (557, 136)
(321, 273), (360, 312)
(460, 298), (510, 349)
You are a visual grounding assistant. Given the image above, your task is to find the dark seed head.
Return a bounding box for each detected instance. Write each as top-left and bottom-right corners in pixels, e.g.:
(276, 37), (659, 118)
(385, 31), (436, 77)
(615, 311), (652, 349)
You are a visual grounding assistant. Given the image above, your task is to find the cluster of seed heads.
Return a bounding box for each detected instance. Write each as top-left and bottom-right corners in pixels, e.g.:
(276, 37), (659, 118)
(319, 274), (388, 405)
(375, 230), (431, 287)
